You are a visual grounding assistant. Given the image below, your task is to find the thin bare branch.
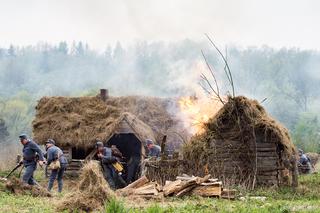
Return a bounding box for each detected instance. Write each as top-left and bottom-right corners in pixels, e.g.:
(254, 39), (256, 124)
(205, 33), (235, 97)
(201, 50), (220, 96)
(260, 98), (267, 104)
(198, 82), (212, 96)
(200, 73), (225, 104)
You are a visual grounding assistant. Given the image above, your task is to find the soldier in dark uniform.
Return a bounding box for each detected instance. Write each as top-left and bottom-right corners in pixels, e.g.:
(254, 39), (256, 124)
(19, 134), (44, 186)
(298, 149), (312, 174)
(146, 139), (161, 158)
(45, 139), (68, 192)
(96, 141), (118, 190)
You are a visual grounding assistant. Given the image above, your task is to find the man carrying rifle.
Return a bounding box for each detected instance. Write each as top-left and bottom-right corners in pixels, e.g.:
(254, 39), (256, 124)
(19, 134), (44, 186)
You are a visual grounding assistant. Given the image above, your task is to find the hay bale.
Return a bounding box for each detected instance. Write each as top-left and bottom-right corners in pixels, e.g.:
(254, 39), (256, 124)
(183, 96), (297, 187)
(57, 160), (115, 212)
(5, 177), (51, 197)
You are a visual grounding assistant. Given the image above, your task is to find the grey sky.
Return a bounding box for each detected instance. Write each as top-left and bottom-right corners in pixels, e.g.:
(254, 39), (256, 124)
(0, 0), (319, 50)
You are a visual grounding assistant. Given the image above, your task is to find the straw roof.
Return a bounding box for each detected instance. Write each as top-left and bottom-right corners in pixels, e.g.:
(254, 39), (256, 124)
(183, 96), (297, 180)
(204, 96), (296, 157)
(105, 112), (156, 144)
(32, 96), (177, 148)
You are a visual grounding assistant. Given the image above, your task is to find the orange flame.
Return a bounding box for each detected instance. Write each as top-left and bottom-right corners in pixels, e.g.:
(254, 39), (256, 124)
(178, 96), (223, 134)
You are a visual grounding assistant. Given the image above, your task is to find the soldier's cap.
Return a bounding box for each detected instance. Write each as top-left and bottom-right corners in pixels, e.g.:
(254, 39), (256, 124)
(46, 139), (55, 145)
(146, 139), (154, 146)
(19, 134), (28, 140)
(95, 141), (104, 148)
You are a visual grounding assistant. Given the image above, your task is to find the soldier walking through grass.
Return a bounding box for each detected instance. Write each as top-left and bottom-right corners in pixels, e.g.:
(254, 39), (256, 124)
(19, 134), (44, 186)
(45, 139), (68, 192)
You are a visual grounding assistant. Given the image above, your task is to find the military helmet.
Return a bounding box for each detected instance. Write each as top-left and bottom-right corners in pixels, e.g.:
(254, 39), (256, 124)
(46, 139), (55, 145)
(146, 139), (153, 146)
(19, 134), (28, 140)
(95, 141), (104, 148)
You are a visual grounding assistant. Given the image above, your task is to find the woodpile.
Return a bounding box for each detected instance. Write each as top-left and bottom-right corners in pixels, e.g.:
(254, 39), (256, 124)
(118, 174), (236, 200)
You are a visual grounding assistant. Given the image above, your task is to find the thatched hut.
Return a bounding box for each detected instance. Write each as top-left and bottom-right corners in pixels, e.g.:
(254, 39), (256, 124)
(183, 96), (298, 188)
(32, 91), (184, 173)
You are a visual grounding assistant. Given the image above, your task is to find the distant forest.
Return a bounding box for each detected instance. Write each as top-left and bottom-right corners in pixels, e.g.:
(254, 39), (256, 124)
(0, 40), (319, 152)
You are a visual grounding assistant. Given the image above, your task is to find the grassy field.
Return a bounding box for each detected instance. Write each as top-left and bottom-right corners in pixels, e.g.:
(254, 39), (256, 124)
(0, 171), (320, 213)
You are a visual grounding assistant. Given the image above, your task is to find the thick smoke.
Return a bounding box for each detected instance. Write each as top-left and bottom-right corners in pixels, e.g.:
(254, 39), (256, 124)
(1, 40), (320, 160)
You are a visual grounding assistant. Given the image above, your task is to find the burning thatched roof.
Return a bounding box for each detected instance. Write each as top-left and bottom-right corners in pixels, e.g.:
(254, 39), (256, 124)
(32, 96), (180, 148)
(185, 96), (296, 156)
(207, 96), (296, 156)
(183, 96), (297, 187)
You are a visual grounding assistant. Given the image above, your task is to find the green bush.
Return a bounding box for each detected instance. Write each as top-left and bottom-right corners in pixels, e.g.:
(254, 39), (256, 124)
(104, 198), (128, 213)
(292, 112), (320, 153)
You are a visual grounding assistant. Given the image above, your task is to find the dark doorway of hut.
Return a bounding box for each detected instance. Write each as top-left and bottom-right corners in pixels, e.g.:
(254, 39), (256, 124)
(107, 133), (143, 183)
(72, 147), (94, 159)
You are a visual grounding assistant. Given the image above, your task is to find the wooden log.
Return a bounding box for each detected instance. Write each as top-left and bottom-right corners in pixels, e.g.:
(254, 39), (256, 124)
(121, 176), (149, 191)
(196, 174), (211, 184)
(200, 182), (222, 186)
(175, 185), (196, 197)
(165, 180), (172, 185)
(163, 179), (182, 196)
(173, 177), (198, 195)
(192, 185), (222, 197)
(155, 182), (162, 192)
(173, 175), (212, 197)
(176, 176), (194, 181)
(135, 184), (158, 196)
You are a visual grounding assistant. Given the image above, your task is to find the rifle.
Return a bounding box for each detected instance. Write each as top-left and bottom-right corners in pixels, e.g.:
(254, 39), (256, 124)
(6, 161), (23, 178)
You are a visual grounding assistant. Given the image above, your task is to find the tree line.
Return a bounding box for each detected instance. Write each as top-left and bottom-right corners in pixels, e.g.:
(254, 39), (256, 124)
(0, 40), (319, 152)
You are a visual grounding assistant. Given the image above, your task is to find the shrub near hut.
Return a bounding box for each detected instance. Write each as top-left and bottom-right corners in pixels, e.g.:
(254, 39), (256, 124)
(183, 96), (298, 188)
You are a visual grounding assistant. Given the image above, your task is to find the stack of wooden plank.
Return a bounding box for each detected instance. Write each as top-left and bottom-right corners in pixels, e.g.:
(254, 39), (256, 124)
(118, 174), (236, 200)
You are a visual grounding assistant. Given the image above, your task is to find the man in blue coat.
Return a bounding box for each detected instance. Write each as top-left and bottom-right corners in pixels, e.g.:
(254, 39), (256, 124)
(146, 139), (161, 158)
(45, 139), (68, 192)
(96, 141), (118, 189)
(298, 149), (312, 174)
(19, 134), (44, 186)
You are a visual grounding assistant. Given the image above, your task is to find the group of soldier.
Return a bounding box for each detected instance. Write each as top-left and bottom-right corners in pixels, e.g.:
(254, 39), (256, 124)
(95, 138), (161, 190)
(18, 133), (161, 192)
(19, 134), (67, 193)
